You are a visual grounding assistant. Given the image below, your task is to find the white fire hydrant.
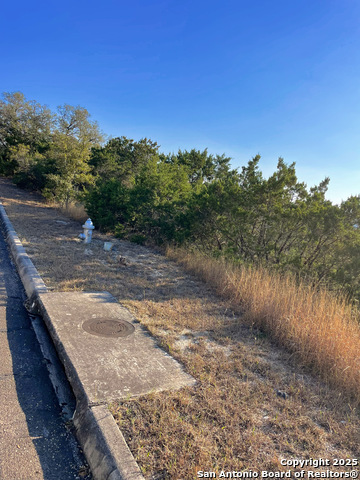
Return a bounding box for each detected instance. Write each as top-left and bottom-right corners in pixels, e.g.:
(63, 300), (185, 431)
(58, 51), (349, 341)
(80, 218), (95, 244)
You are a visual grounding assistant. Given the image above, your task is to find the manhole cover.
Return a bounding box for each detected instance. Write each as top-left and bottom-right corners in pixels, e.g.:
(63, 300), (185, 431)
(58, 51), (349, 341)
(82, 318), (135, 338)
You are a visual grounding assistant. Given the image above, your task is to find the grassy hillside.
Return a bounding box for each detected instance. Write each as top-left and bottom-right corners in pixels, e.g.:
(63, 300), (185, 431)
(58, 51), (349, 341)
(167, 248), (360, 403)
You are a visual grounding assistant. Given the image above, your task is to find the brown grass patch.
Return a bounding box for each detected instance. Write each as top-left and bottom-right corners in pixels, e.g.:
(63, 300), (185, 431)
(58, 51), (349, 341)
(111, 295), (360, 479)
(166, 248), (360, 404)
(50, 201), (88, 223)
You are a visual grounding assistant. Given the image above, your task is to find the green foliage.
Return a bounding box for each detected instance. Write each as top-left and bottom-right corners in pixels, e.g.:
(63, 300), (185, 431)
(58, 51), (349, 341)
(0, 92), (102, 204)
(129, 234), (147, 245)
(86, 144), (195, 242)
(0, 92), (53, 176)
(85, 178), (131, 231)
(40, 105), (103, 205)
(85, 140), (360, 299)
(2, 91), (360, 300)
(89, 136), (159, 185)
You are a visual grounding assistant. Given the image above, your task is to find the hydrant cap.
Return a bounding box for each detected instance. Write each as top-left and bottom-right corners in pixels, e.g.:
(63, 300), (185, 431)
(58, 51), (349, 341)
(83, 218), (95, 229)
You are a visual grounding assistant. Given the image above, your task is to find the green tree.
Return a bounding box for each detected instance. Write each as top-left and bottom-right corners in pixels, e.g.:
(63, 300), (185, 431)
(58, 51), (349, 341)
(89, 136), (159, 185)
(0, 91), (53, 175)
(127, 157), (192, 241)
(41, 105), (103, 205)
(163, 148), (232, 187)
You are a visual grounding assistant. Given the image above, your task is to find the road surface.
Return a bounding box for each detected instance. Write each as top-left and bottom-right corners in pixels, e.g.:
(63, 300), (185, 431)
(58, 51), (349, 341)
(0, 224), (91, 479)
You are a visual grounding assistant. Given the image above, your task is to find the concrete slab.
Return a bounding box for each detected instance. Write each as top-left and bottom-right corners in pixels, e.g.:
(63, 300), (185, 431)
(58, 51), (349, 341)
(37, 291), (195, 405)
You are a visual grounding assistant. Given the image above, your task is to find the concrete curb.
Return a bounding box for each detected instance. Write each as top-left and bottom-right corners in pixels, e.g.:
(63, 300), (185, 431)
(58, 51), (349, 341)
(0, 201), (144, 480)
(0, 204), (48, 306)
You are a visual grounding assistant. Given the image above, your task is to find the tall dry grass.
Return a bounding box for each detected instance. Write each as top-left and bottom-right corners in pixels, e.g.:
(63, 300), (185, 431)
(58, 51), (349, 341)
(167, 247), (360, 403)
(51, 201), (88, 223)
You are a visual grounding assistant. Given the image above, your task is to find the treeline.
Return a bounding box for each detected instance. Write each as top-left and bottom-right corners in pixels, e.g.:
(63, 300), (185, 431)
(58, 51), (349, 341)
(0, 92), (103, 204)
(1, 91), (360, 299)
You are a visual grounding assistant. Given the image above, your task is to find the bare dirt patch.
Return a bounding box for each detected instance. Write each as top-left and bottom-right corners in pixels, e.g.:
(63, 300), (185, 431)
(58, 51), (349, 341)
(1, 177), (359, 480)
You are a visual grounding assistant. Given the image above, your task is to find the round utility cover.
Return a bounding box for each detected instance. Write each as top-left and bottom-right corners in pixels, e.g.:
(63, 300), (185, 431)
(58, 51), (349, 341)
(82, 318), (135, 338)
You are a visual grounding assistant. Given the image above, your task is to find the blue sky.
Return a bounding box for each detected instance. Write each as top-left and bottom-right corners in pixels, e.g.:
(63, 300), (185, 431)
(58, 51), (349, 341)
(1, 0), (359, 204)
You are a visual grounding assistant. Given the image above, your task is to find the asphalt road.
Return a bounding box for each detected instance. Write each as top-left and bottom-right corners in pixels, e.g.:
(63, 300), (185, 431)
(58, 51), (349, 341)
(0, 225), (91, 479)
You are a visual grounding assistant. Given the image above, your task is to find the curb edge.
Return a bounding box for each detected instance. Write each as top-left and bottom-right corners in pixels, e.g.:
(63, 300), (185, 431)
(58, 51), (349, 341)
(0, 200), (144, 480)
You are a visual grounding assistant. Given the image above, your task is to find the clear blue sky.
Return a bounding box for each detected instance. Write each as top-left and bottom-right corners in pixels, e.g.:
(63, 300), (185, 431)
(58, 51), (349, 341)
(1, 0), (359, 204)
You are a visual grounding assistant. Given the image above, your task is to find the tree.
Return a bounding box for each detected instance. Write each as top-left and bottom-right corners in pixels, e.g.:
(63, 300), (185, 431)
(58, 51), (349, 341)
(40, 105), (103, 205)
(89, 136), (159, 185)
(163, 148), (232, 186)
(0, 91), (53, 175)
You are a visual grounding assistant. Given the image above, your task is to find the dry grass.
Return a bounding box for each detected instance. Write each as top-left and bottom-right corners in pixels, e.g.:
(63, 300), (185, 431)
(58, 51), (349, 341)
(112, 297), (360, 479)
(166, 247), (360, 404)
(1, 178), (360, 479)
(50, 201), (88, 223)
